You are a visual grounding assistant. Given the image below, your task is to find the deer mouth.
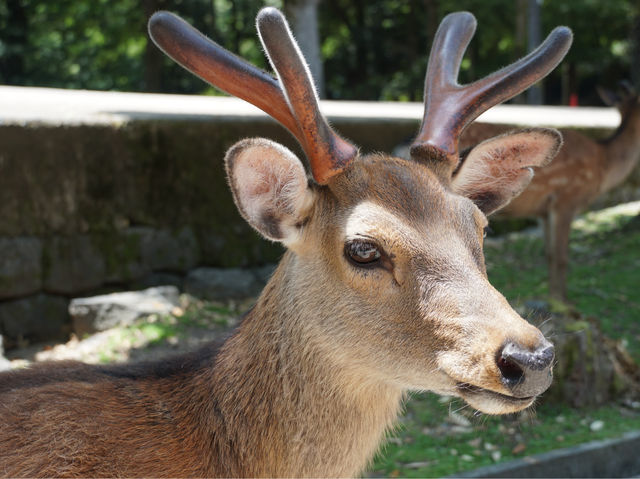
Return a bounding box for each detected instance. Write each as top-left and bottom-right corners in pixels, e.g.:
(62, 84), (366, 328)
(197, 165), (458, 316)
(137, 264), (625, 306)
(455, 383), (536, 413)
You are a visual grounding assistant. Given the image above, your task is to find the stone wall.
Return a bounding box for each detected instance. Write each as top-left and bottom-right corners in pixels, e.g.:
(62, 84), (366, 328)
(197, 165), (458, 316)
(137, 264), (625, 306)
(1, 87), (638, 348)
(0, 107), (420, 346)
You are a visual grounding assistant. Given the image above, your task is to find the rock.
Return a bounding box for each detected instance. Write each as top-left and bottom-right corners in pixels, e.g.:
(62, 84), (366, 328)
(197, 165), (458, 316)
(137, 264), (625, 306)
(590, 420), (605, 432)
(0, 294), (69, 345)
(43, 235), (106, 294)
(468, 437), (482, 448)
(0, 334), (11, 371)
(97, 230), (150, 284)
(132, 272), (184, 290)
(404, 461), (432, 469)
(185, 267), (264, 300)
(69, 286), (180, 335)
(0, 236), (43, 300)
(133, 227), (200, 273)
(252, 264), (277, 284)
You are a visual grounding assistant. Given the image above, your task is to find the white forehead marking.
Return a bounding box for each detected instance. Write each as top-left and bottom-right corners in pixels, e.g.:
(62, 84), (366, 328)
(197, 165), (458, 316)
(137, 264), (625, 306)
(344, 200), (413, 239)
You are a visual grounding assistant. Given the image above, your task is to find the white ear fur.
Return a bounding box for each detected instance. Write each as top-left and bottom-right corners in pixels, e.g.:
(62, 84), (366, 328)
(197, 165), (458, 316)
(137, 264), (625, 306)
(225, 138), (314, 245)
(452, 128), (562, 215)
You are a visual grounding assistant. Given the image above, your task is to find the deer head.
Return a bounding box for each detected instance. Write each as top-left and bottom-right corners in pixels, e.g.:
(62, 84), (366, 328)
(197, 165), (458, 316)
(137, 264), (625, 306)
(149, 9), (571, 414)
(598, 80), (640, 132)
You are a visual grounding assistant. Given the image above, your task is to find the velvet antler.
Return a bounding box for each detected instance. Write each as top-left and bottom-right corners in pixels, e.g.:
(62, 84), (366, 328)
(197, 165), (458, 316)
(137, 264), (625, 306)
(410, 12), (572, 176)
(148, 8), (357, 184)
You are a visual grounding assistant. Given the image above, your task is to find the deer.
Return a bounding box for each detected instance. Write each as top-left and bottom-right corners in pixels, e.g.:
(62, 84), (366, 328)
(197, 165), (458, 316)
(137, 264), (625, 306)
(465, 82), (640, 300)
(0, 8), (571, 478)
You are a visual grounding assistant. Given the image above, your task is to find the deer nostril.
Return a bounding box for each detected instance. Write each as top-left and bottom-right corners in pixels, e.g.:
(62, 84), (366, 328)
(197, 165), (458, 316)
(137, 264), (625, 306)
(497, 355), (524, 383)
(497, 341), (555, 397)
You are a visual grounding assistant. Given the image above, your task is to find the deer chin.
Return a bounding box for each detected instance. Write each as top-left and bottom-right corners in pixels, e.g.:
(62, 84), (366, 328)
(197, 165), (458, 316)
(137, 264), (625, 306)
(455, 383), (536, 415)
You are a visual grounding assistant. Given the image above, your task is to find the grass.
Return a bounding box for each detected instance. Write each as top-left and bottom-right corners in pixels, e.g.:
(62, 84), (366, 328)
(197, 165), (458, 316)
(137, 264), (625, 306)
(371, 394), (640, 477)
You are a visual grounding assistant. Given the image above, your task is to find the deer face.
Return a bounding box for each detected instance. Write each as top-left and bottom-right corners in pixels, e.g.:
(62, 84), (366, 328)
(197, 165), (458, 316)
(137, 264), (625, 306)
(150, 7), (571, 415)
(225, 130), (560, 415)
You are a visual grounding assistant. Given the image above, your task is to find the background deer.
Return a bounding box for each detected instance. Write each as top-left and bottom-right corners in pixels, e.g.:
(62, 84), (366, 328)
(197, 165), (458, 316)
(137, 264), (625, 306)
(0, 8), (571, 478)
(462, 82), (640, 300)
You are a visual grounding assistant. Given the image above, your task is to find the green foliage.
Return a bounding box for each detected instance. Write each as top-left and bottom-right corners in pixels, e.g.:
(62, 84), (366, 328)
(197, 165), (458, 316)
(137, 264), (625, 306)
(1, 0), (638, 102)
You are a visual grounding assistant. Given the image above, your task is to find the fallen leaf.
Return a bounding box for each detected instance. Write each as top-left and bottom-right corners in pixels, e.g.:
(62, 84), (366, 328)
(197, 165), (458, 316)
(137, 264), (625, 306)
(512, 443), (526, 455)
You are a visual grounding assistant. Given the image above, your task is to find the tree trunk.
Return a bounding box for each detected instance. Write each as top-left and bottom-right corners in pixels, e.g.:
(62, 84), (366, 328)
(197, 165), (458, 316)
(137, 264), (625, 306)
(285, 0), (325, 98)
(631, 13), (640, 91)
(143, 0), (171, 92)
(526, 0), (543, 104)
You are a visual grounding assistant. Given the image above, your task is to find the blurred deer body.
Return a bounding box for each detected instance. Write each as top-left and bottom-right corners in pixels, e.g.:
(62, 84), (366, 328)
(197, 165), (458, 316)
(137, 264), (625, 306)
(0, 9), (571, 478)
(494, 86), (640, 299)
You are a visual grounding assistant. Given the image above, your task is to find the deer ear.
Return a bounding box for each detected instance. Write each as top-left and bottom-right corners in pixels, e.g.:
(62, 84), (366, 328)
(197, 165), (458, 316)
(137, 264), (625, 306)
(597, 86), (620, 107)
(225, 138), (314, 245)
(452, 128), (562, 215)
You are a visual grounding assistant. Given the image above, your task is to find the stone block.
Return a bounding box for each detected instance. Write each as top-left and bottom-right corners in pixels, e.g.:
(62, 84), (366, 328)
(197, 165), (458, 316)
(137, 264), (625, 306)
(0, 294), (69, 345)
(0, 236), (42, 299)
(185, 267), (264, 300)
(132, 272), (184, 290)
(131, 226), (200, 273)
(43, 235), (106, 294)
(69, 286), (180, 335)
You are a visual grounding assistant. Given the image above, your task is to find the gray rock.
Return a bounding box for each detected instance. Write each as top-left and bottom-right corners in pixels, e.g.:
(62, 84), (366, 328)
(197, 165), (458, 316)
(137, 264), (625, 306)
(0, 334), (10, 371)
(252, 264), (277, 285)
(185, 267), (263, 300)
(133, 227), (200, 274)
(43, 235), (106, 294)
(69, 286), (180, 335)
(0, 236), (43, 300)
(0, 294), (69, 344)
(100, 230), (151, 284)
(132, 272), (184, 290)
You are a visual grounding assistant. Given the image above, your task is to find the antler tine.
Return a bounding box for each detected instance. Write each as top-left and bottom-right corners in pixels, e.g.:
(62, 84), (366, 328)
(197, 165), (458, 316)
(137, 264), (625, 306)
(148, 11), (303, 145)
(411, 12), (573, 176)
(256, 7), (358, 184)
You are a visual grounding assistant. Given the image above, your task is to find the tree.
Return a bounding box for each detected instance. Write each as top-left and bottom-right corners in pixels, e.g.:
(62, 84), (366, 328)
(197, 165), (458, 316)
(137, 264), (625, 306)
(285, 0), (324, 97)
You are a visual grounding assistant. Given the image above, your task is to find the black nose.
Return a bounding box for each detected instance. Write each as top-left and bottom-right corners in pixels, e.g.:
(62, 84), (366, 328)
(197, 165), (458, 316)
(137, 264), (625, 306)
(497, 340), (554, 397)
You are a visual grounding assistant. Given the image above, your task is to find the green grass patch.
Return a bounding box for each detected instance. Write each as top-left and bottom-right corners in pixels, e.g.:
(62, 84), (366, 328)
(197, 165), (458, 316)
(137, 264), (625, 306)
(370, 394), (640, 477)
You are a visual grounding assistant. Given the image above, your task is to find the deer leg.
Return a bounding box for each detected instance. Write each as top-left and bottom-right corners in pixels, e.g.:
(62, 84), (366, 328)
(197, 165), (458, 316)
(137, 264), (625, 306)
(543, 207), (574, 300)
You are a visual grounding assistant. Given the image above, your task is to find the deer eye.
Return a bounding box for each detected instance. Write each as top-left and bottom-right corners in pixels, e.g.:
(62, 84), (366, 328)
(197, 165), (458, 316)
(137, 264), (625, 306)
(345, 240), (382, 267)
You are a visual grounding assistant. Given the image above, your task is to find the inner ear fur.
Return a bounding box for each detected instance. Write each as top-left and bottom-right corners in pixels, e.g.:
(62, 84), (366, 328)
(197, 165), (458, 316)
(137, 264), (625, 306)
(225, 138), (314, 244)
(452, 128), (562, 215)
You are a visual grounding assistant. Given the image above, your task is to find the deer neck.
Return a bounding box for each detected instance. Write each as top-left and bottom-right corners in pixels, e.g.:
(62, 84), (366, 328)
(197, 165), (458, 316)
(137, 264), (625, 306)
(204, 252), (404, 477)
(601, 108), (640, 192)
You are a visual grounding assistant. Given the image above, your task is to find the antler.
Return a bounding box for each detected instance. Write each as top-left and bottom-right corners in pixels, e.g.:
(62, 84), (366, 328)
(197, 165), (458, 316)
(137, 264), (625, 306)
(410, 12), (572, 175)
(148, 8), (357, 184)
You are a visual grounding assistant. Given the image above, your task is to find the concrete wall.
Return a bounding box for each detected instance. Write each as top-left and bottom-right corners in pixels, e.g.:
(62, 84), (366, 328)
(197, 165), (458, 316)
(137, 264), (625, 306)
(0, 86), (637, 346)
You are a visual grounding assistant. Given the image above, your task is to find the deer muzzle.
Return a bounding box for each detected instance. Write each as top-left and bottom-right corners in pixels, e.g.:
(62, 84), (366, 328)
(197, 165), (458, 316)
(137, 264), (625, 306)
(497, 339), (555, 398)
